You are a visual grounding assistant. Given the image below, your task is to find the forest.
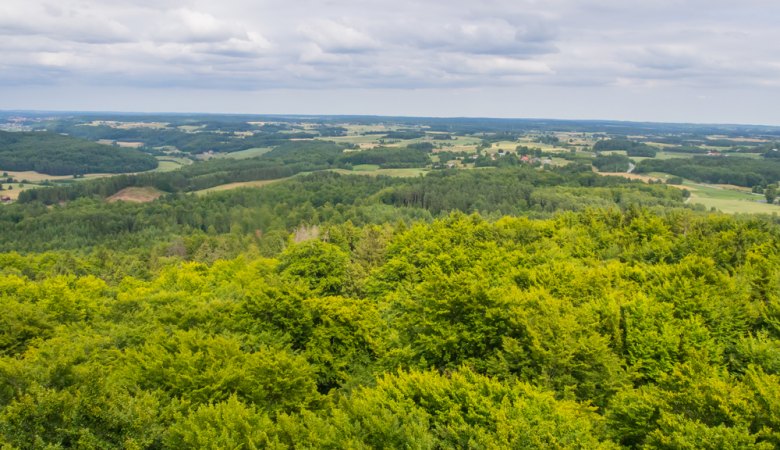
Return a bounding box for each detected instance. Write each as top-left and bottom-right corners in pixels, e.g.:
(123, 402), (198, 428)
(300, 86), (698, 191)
(43, 122), (318, 155)
(594, 139), (657, 157)
(19, 141), (433, 204)
(0, 131), (158, 175)
(635, 157), (780, 188)
(1, 168), (685, 253)
(1, 113), (780, 448)
(1, 203), (779, 449)
(593, 154), (632, 172)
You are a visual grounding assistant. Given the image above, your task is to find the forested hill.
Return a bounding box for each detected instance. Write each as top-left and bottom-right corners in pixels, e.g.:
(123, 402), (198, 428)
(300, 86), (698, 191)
(1, 168), (686, 252)
(0, 130), (158, 175)
(1, 208), (779, 448)
(2, 132), (780, 447)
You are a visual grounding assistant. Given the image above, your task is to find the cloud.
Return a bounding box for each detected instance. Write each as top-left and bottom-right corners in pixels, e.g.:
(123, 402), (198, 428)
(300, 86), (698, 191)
(0, 2), (133, 44)
(386, 17), (557, 56)
(298, 20), (379, 53)
(0, 0), (779, 108)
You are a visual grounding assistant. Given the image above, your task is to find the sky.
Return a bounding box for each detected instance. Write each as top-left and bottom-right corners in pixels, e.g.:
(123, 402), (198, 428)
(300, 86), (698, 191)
(1, 0), (779, 124)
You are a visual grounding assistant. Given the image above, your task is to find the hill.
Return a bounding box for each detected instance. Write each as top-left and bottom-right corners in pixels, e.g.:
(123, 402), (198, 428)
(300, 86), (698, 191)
(0, 130), (158, 175)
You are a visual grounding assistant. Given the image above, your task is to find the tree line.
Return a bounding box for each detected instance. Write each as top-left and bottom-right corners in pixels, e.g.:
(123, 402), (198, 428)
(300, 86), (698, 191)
(0, 130), (158, 175)
(635, 156), (780, 187)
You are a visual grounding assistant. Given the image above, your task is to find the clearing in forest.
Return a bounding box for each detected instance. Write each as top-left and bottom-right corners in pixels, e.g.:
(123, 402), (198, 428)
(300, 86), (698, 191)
(107, 187), (165, 203)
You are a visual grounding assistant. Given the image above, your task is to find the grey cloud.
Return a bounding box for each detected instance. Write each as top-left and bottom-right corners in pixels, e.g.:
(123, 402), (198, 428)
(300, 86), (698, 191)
(626, 47), (701, 72)
(1, 0), (779, 121)
(298, 20), (379, 54)
(383, 17), (558, 57)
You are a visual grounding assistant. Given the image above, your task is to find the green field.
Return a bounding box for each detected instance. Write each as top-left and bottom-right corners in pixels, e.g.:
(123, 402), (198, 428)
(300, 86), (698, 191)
(153, 156), (193, 172)
(217, 147), (273, 160)
(194, 177), (294, 195)
(0, 183), (34, 200)
(331, 168), (427, 178)
(515, 138), (565, 153)
(319, 135), (383, 145)
(599, 151), (695, 163)
(351, 164), (381, 171)
(549, 157), (572, 167)
(684, 181), (777, 214)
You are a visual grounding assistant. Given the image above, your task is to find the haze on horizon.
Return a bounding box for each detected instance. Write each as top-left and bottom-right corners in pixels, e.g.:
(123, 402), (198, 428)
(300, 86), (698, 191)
(1, 0), (779, 126)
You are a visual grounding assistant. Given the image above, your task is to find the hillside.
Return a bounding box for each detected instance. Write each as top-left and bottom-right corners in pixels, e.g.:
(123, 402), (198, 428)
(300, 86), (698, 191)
(2, 115), (780, 448)
(0, 130), (158, 175)
(1, 208), (779, 448)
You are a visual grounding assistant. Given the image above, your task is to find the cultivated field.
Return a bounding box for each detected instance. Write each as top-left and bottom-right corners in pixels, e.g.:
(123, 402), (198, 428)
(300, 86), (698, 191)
(107, 187), (165, 203)
(330, 167), (427, 177)
(97, 140), (145, 148)
(153, 156), (193, 172)
(194, 177), (293, 195)
(217, 147), (272, 160)
(684, 182), (777, 214)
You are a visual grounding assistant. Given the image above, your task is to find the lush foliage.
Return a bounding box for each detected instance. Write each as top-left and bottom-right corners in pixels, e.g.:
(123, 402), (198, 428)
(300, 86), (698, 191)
(17, 141), (346, 203)
(3, 168), (686, 252)
(45, 122), (317, 154)
(341, 146), (431, 168)
(3, 115), (780, 447)
(18, 141), (438, 204)
(636, 156), (780, 187)
(1, 209), (780, 448)
(593, 154), (632, 172)
(0, 131), (158, 175)
(594, 139), (657, 157)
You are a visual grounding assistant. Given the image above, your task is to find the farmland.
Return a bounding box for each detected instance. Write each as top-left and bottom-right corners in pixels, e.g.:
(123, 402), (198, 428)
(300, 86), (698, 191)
(1, 113), (778, 219)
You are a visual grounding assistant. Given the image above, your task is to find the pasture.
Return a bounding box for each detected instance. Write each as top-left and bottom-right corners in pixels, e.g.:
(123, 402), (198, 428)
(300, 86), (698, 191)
(684, 182), (777, 214)
(216, 147), (273, 160)
(330, 167), (427, 177)
(194, 177), (293, 195)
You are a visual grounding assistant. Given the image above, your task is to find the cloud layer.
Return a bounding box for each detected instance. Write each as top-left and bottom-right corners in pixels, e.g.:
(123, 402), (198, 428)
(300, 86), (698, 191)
(1, 0), (779, 122)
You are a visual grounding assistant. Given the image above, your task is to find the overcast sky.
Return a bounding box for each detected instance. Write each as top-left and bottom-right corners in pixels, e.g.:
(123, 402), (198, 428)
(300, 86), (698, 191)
(1, 0), (779, 124)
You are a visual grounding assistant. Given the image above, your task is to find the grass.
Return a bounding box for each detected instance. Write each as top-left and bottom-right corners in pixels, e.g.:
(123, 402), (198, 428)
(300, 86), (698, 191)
(153, 156), (193, 172)
(487, 141), (520, 153)
(0, 170), (75, 183)
(593, 169), (776, 214)
(194, 177), (293, 195)
(438, 136), (482, 153)
(352, 164), (380, 172)
(654, 152), (697, 160)
(549, 157), (572, 167)
(341, 124), (393, 134)
(330, 168), (427, 178)
(217, 147), (272, 160)
(319, 135), (383, 145)
(0, 169), (118, 184)
(597, 172), (667, 183)
(515, 138), (564, 153)
(0, 183), (34, 200)
(597, 151), (694, 164)
(683, 181), (777, 214)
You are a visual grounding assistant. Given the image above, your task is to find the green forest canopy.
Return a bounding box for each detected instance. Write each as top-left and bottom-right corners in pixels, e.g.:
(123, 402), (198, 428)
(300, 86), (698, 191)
(635, 156), (780, 187)
(1, 208), (779, 448)
(0, 130), (158, 175)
